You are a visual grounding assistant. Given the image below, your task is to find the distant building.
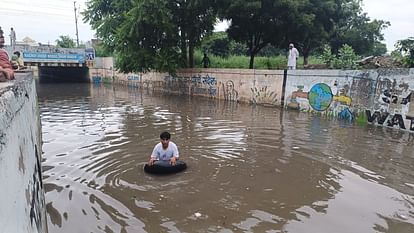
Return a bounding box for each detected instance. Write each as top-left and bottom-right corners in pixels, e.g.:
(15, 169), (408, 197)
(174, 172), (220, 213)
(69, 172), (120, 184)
(16, 37), (38, 46)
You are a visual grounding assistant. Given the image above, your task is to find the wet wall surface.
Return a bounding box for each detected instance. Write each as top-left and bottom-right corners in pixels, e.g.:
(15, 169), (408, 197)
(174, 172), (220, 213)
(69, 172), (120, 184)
(38, 83), (414, 233)
(0, 74), (46, 233)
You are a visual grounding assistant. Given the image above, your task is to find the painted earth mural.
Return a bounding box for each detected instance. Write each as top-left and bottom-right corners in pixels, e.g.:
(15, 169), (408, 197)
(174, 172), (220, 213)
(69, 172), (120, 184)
(308, 83), (333, 111)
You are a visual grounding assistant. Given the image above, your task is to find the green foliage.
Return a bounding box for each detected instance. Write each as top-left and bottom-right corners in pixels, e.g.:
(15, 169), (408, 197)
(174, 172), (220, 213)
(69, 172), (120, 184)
(83, 0), (389, 72)
(337, 44), (359, 69)
(321, 44), (359, 69)
(395, 37), (414, 67)
(199, 31), (281, 58)
(329, 0), (390, 56)
(193, 49), (321, 69)
(371, 42), (387, 56)
(84, 0), (217, 73)
(285, 0), (338, 64)
(201, 32), (231, 57)
(390, 50), (403, 60)
(321, 45), (336, 68)
(56, 35), (76, 48)
(229, 40), (248, 56)
(94, 43), (113, 57)
(119, 0), (181, 73)
(257, 44), (284, 57)
(356, 110), (367, 126)
(222, 0), (291, 68)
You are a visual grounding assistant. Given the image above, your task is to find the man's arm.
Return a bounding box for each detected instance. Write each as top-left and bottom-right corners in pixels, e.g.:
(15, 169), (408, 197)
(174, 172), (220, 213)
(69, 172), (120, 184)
(148, 144), (159, 165)
(0, 66), (14, 80)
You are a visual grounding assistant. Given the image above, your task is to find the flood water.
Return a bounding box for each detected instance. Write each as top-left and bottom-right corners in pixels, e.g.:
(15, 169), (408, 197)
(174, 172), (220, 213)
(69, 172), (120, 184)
(38, 83), (414, 233)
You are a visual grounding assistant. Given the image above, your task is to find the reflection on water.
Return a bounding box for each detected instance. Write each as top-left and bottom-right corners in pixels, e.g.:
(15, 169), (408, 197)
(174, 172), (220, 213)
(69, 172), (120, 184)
(38, 83), (414, 233)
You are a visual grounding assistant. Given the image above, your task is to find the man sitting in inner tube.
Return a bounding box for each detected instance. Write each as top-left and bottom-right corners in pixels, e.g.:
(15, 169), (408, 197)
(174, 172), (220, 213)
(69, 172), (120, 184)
(148, 131), (179, 166)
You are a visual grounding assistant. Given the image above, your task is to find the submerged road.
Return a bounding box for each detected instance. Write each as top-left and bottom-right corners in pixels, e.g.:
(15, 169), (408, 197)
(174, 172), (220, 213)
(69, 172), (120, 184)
(38, 82), (414, 233)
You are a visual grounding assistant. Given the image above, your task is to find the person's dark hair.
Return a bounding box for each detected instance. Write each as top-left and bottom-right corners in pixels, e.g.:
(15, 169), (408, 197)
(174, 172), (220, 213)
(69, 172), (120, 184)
(13, 51), (20, 57)
(160, 131), (171, 140)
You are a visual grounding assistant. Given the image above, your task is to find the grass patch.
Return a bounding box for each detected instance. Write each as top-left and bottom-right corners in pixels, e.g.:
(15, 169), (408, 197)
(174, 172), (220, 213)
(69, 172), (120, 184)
(193, 50), (324, 69)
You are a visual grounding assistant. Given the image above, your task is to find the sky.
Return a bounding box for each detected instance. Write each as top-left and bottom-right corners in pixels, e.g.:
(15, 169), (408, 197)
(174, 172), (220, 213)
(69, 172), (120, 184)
(0, 0), (413, 51)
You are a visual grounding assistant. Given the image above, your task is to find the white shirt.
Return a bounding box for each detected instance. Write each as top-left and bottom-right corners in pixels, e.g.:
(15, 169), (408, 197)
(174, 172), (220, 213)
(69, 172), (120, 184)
(10, 30), (16, 40)
(151, 141), (179, 161)
(288, 47), (299, 68)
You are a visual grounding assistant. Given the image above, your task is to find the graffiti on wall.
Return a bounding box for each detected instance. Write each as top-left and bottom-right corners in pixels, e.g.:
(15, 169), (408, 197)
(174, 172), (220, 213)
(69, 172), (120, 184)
(286, 85), (308, 110)
(251, 86), (278, 106)
(164, 74), (218, 97)
(127, 74), (141, 81)
(200, 75), (217, 96)
(365, 77), (414, 130)
(349, 74), (374, 108)
(308, 83), (333, 111)
(223, 80), (239, 102)
(287, 70), (414, 131)
(164, 75), (191, 95)
(92, 71), (103, 84)
(287, 81), (354, 121)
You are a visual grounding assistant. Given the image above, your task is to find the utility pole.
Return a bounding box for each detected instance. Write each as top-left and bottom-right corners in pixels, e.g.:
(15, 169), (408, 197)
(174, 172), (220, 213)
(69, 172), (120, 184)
(74, 1), (80, 47)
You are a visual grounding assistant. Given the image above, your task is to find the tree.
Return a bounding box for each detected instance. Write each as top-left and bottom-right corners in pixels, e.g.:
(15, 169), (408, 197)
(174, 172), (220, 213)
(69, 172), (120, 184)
(221, 0), (290, 69)
(56, 35), (76, 48)
(329, 0), (389, 56)
(284, 0), (338, 65)
(173, 0), (217, 68)
(93, 42), (113, 57)
(83, 0), (217, 73)
(395, 37), (414, 67)
(285, 0), (389, 65)
(371, 41), (387, 56)
(200, 31), (231, 57)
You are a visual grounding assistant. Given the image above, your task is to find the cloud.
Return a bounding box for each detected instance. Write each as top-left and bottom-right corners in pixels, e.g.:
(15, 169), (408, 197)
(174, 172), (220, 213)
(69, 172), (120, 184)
(362, 0), (414, 51)
(0, 0), (94, 44)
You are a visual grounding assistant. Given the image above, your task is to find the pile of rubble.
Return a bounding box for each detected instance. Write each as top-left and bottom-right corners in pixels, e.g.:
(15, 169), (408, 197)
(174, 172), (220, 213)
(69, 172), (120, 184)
(356, 55), (403, 69)
(303, 55), (404, 69)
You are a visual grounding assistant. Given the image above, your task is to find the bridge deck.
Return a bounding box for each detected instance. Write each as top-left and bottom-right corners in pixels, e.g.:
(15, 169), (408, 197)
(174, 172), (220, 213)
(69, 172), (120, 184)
(4, 45), (94, 67)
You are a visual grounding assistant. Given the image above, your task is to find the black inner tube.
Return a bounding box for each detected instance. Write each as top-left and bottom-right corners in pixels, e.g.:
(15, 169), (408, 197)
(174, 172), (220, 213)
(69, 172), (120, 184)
(144, 160), (187, 174)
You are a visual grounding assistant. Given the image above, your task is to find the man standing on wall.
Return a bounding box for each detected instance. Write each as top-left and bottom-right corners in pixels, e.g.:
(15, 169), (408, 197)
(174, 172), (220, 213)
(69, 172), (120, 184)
(9, 27), (16, 49)
(201, 53), (210, 68)
(0, 28), (15, 81)
(287, 43), (299, 70)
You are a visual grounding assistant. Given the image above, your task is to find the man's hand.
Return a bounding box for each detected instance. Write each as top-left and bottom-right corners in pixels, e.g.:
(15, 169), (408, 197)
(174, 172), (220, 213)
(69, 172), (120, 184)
(170, 157), (177, 166)
(149, 158), (156, 166)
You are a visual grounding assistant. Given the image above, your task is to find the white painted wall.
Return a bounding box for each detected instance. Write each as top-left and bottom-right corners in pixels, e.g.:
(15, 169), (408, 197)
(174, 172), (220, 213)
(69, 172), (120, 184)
(0, 72), (47, 233)
(285, 69), (414, 131)
(89, 58), (414, 132)
(89, 65), (285, 106)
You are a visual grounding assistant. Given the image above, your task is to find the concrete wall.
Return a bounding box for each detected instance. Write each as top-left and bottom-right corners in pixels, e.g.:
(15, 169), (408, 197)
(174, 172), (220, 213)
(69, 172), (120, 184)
(89, 58), (414, 132)
(284, 69), (414, 131)
(90, 57), (116, 84)
(171, 68), (284, 105)
(0, 72), (47, 233)
(90, 58), (285, 106)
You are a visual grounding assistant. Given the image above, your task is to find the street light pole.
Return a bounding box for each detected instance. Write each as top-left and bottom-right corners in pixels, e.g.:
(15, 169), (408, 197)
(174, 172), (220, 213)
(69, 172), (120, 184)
(74, 1), (80, 47)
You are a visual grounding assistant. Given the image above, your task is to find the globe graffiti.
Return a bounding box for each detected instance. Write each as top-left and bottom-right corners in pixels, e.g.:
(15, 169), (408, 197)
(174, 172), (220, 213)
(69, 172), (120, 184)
(308, 83), (333, 111)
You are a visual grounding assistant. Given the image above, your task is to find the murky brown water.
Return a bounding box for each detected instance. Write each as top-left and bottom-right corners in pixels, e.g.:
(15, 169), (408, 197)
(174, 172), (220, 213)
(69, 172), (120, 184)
(38, 83), (414, 233)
